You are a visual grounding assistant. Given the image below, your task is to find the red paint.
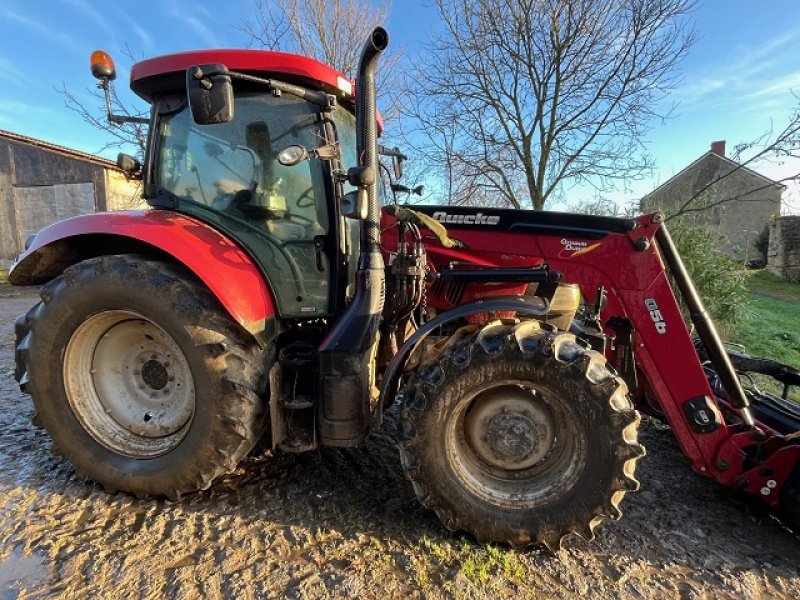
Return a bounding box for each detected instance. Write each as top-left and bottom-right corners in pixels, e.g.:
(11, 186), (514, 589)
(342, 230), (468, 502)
(12, 210), (275, 336)
(132, 49), (352, 96)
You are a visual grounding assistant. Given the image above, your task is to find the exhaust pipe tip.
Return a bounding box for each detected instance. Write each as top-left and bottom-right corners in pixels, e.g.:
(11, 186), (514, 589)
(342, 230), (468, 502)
(370, 27), (389, 52)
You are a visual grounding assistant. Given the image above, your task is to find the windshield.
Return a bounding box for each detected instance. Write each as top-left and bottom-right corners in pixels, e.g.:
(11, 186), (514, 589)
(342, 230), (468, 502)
(154, 93), (358, 317)
(156, 93), (331, 228)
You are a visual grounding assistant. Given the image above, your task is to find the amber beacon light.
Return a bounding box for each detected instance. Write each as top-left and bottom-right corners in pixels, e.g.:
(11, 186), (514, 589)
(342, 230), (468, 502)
(90, 50), (117, 81)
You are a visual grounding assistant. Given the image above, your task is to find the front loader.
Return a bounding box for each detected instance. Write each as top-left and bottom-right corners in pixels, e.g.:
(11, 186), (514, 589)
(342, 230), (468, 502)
(9, 28), (800, 548)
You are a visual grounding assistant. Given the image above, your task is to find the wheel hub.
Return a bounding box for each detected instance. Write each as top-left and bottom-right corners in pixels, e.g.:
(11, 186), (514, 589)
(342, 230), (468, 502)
(464, 385), (556, 471)
(141, 359), (169, 390)
(486, 412), (538, 463)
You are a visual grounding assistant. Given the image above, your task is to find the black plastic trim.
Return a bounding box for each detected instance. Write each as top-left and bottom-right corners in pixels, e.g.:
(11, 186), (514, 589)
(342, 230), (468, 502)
(436, 267), (551, 284)
(410, 204), (630, 238)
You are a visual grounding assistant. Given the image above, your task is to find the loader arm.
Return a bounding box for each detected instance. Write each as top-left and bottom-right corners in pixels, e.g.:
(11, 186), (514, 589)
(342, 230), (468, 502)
(404, 206), (800, 511)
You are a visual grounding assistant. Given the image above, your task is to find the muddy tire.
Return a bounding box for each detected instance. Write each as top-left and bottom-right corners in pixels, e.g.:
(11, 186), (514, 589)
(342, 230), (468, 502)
(398, 319), (644, 549)
(15, 255), (269, 499)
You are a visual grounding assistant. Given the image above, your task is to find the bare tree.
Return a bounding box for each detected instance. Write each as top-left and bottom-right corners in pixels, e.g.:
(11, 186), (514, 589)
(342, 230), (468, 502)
(237, 0), (403, 119)
(403, 0), (696, 210)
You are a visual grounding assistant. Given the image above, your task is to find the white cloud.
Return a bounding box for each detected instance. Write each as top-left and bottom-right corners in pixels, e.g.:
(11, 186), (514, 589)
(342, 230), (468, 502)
(128, 20), (156, 54)
(1, 7), (81, 53)
(0, 57), (32, 88)
(0, 99), (57, 121)
(62, 0), (114, 34)
(673, 27), (800, 109)
(743, 71), (800, 100)
(673, 78), (725, 104)
(162, 1), (224, 48)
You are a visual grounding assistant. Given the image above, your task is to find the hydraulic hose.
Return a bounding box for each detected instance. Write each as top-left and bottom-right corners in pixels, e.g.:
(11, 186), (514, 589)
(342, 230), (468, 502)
(655, 224), (755, 427)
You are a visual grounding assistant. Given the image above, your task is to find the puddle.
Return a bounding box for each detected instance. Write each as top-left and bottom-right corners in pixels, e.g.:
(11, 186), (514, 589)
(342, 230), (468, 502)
(0, 546), (51, 599)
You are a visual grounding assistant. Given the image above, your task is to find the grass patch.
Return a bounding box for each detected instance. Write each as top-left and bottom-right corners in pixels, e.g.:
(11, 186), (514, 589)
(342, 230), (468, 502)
(745, 269), (800, 304)
(733, 271), (800, 365)
(725, 270), (800, 402)
(459, 543), (526, 586)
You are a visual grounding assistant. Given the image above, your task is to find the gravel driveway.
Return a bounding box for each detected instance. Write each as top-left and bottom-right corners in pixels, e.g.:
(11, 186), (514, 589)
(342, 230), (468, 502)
(0, 285), (798, 599)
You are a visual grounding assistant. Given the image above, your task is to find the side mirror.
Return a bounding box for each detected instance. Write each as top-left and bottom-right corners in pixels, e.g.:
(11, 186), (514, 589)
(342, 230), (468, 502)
(116, 153), (142, 180)
(340, 190), (368, 220)
(186, 64), (234, 125)
(346, 165), (375, 187)
(340, 166), (374, 220)
(393, 155), (404, 180)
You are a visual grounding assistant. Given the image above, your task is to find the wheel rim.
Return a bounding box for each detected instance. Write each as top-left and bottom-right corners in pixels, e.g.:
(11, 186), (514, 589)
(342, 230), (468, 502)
(63, 310), (196, 458)
(446, 381), (587, 509)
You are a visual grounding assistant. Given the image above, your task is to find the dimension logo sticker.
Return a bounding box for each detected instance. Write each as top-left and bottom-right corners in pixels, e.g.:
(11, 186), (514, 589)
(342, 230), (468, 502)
(432, 211), (500, 226)
(558, 238), (602, 258)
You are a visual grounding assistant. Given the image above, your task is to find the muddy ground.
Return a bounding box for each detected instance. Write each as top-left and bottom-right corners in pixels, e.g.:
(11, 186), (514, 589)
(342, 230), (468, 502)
(0, 284), (798, 599)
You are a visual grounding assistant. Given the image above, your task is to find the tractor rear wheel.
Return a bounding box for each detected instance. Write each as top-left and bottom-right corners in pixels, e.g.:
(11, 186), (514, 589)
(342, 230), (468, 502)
(398, 319), (644, 549)
(16, 255), (269, 499)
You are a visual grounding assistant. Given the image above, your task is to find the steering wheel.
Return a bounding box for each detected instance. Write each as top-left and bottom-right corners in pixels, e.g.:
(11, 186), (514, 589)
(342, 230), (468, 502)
(296, 187), (316, 208)
(286, 212), (315, 226)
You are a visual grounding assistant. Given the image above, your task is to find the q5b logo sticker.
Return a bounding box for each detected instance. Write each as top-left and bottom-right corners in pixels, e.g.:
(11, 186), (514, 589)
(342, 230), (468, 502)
(645, 298), (667, 334)
(558, 238), (602, 259)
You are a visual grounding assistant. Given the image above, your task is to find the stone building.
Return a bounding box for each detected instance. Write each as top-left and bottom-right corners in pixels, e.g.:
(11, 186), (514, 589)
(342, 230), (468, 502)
(0, 130), (143, 271)
(644, 141), (784, 260)
(768, 215), (800, 282)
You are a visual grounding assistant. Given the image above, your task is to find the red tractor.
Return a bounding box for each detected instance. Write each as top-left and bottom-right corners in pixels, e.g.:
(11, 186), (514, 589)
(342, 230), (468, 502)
(10, 28), (800, 548)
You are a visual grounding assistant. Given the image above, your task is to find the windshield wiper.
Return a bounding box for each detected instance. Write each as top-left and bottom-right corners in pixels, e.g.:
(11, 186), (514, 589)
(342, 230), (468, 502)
(191, 66), (336, 110)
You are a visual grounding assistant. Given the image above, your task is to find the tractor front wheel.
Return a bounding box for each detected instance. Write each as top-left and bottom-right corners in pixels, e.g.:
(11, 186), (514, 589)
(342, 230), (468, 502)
(17, 255), (269, 499)
(398, 320), (644, 549)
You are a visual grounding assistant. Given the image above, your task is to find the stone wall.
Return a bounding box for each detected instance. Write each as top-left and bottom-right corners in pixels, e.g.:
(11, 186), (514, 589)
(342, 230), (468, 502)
(768, 216), (800, 282)
(105, 170), (145, 211)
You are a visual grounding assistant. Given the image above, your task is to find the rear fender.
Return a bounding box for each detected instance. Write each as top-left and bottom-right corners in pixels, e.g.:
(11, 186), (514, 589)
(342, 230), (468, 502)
(9, 210), (276, 342)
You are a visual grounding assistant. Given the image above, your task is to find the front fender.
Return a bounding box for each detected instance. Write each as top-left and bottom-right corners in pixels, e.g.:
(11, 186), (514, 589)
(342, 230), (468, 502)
(377, 296), (549, 417)
(10, 210), (275, 340)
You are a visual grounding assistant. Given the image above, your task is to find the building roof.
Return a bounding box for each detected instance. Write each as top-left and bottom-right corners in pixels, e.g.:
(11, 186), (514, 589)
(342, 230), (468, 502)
(0, 129), (121, 170)
(648, 150), (786, 197)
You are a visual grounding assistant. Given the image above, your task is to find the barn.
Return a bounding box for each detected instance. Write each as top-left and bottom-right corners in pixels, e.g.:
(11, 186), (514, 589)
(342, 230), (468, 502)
(0, 130), (142, 273)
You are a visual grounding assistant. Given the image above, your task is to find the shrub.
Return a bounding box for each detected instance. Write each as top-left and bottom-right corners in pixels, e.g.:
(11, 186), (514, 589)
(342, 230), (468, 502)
(666, 219), (748, 333)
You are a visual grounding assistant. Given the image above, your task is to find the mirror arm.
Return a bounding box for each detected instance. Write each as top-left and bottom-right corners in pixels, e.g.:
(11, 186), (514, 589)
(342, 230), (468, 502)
(198, 68), (337, 110)
(97, 77), (149, 125)
(378, 145), (407, 161)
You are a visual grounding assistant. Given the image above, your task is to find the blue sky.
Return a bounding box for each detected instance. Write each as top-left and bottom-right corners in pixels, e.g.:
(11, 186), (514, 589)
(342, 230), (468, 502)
(1, 0), (799, 212)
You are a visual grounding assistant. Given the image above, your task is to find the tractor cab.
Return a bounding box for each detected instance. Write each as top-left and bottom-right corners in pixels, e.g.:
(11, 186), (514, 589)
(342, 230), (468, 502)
(128, 50), (363, 318)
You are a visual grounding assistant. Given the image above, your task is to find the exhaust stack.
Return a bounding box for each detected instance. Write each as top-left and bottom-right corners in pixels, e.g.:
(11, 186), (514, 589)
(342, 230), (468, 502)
(316, 27), (389, 446)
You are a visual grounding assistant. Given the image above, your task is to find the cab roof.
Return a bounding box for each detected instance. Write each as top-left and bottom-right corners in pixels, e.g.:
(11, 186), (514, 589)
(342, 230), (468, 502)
(130, 49), (354, 103)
